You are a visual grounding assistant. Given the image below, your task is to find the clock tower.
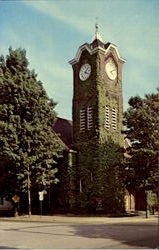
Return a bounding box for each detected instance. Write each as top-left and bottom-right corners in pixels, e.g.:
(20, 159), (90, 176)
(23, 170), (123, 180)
(69, 24), (126, 213)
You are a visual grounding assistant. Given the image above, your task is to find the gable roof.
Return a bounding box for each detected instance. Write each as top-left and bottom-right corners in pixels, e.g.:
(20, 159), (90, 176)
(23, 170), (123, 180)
(53, 117), (73, 150)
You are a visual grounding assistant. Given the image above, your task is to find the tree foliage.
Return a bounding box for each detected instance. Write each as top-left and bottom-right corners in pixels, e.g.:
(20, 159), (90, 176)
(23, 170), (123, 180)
(0, 47), (63, 195)
(123, 90), (159, 190)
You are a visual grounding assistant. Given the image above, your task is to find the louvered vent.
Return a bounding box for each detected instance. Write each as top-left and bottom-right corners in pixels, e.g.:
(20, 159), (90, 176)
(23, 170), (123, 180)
(112, 107), (117, 130)
(105, 105), (110, 129)
(80, 109), (86, 131)
(87, 106), (93, 130)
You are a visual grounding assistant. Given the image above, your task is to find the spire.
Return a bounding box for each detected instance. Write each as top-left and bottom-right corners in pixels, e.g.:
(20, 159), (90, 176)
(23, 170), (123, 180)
(91, 19), (103, 43)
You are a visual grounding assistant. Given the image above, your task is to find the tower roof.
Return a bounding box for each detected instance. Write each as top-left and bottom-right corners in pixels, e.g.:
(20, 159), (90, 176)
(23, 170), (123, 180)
(69, 22), (126, 65)
(91, 22), (104, 43)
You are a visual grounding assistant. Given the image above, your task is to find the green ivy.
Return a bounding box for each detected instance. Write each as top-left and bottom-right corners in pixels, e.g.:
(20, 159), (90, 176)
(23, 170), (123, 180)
(72, 50), (125, 214)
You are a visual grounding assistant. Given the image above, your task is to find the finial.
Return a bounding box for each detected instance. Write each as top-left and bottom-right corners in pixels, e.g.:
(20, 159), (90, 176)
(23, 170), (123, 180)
(91, 17), (103, 43)
(95, 17), (99, 35)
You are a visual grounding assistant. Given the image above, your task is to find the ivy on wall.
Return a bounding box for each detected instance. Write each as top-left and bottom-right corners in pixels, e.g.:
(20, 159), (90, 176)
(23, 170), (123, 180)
(71, 49), (125, 214)
(72, 138), (125, 214)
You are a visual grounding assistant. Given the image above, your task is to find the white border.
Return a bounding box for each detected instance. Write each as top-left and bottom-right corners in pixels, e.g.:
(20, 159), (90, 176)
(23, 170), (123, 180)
(69, 43), (126, 65)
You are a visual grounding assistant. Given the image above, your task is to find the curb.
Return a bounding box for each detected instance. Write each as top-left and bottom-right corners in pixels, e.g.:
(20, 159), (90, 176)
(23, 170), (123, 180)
(0, 215), (158, 224)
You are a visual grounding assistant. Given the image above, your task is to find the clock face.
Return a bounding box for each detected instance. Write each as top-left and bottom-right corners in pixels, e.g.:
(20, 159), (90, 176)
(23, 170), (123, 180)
(105, 59), (117, 80)
(79, 63), (91, 81)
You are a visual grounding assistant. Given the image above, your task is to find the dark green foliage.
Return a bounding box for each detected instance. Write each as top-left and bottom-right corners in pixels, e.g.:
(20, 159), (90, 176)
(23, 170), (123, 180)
(74, 139), (125, 214)
(123, 90), (159, 190)
(0, 47), (63, 196)
(51, 151), (77, 213)
(98, 140), (125, 213)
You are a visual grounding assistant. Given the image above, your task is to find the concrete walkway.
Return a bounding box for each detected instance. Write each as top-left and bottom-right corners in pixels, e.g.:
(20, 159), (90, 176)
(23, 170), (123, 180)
(0, 214), (158, 224)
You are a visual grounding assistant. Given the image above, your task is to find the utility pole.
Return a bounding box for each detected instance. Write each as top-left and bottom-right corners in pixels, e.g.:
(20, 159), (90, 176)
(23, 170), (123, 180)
(27, 165), (31, 216)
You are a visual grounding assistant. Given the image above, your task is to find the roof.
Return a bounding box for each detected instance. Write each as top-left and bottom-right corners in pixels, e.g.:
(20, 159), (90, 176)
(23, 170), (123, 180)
(53, 117), (73, 150)
(69, 41), (126, 66)
(69, 24), (126, 66)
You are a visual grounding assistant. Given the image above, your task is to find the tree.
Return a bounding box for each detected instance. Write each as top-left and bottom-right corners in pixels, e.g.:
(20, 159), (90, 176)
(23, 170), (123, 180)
(123, 90), (159, 192)
(0, 47), (64, 214)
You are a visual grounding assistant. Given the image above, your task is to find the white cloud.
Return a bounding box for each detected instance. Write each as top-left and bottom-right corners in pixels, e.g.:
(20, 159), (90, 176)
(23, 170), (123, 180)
(23, 1), (93, 36)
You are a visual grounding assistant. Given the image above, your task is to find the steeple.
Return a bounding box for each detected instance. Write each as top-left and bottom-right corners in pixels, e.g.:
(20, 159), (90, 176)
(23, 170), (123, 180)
(91, 20), (103, 43)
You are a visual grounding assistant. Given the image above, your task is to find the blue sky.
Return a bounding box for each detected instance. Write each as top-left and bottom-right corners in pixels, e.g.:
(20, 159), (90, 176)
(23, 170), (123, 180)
(0, 0), (158, 120)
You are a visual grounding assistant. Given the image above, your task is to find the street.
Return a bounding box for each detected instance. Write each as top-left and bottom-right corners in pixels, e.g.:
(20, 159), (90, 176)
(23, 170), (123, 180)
(0, 220), (158, 249)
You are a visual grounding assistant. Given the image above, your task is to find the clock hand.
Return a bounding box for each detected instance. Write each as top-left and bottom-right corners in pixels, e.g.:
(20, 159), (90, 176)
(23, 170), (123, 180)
(84, 69), (90, 74)
(110, 69), (115, 73)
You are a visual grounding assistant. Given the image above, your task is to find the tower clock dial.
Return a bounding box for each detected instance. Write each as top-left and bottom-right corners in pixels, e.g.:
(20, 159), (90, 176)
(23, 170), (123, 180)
(105, 59), (117, 80)
(79, 63), (91, 81)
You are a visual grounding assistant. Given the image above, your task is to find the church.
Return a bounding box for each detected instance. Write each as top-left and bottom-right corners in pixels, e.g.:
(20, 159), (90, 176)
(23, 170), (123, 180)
(51, 24), (137, 214)
(0, 25), (153, 216)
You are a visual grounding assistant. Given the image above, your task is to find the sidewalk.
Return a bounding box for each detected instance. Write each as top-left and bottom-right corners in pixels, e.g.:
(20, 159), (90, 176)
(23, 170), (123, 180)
(0, 214), (158, 224)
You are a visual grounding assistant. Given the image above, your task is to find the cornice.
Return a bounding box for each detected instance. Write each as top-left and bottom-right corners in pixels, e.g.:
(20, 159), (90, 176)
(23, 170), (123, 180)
(69, 43), (126, 65)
